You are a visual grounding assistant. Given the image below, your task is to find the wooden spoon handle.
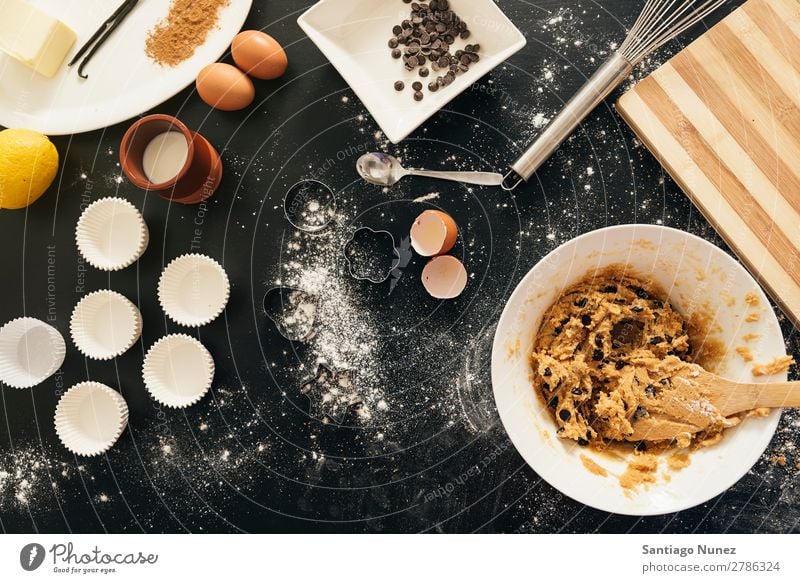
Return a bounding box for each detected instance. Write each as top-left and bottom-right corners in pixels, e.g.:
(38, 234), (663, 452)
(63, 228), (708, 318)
(718, 381), (800, 416)
(749, 381), (800, 408)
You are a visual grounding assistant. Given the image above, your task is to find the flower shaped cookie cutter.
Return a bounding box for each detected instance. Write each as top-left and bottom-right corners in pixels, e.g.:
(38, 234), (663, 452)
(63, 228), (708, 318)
(343, 227), (401, 284)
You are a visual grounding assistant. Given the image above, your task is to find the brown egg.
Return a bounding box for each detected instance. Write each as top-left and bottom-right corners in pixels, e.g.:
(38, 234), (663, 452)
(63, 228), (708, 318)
(196, 63), (255, 111)
(231, 31), (288, 80)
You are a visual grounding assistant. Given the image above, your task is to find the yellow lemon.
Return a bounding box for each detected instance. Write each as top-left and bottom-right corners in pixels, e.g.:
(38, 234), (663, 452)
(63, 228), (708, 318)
(0, 128), (59, 210)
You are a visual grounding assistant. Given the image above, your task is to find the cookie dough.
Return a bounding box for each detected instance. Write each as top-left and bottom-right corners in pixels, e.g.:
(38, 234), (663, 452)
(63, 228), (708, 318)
(531, 266), (723, 446)
(752, 356), (795, 377)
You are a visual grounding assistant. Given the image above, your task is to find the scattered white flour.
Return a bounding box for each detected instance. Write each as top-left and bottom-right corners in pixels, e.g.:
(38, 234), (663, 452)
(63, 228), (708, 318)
(280, 229), (387, 424)
(0, 444), (62, 512)
(413, 192), (440, 203)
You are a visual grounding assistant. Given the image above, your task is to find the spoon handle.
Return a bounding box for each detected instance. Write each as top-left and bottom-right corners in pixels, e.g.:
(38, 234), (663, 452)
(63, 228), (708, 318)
(406, 168), (505, 187)
(729, 380), (800, 414)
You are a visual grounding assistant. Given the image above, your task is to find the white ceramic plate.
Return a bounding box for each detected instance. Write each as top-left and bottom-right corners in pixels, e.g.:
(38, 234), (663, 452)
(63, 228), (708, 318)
(492, 225), (785, 516)
(298, 0), (526, 143)
(0, 0), (252, 135)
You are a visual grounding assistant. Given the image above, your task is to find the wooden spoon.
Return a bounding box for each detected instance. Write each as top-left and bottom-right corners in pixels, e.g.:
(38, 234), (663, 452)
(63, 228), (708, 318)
(628, 367), (800, 442)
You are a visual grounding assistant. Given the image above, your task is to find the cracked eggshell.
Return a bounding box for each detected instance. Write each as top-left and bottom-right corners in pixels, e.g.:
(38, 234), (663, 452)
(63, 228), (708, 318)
(410, 210), (458, 257)
(422, 255), (468, 299)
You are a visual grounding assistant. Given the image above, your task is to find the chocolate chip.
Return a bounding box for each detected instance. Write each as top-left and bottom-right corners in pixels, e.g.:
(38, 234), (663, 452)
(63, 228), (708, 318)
(631, 305), (643, 313)
(559, 409), (571, 421)
(644, 384), (656, 396)
(389, 38), (399, 49)
(571, 388), (582, 395)
(574, 297), (588, 308)
(419, 67), (429, 77)
(392, 48), (402, 59)
(581, 314), (592, 327)
(428, 81), (439, 91)
(393, 25), (403, 35)
(634, 406), (648, 419)
(601, 285), (618, 293)
(635, 441), (648, 452)
(553, 326), (562, 336)
(542, 382), (550, 391)
(413, 90), (424, 101)
(615, 360), (627, 370)
(592, 349), (604, 361)
(594, 335), (603, 348)
(548, 395), (559, 409)
(543, 367), (552, 377)
(412, 81), (423, 91)
(394, 81), (405, 91)
(611, 318), (644, 345)
(633, 287), (650, 299)
(650, 336), (664, 345)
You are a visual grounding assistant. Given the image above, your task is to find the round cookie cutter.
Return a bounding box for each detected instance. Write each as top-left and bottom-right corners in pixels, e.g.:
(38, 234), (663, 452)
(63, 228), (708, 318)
(284, 180), (337, 233)
(343, 227), (401, 284)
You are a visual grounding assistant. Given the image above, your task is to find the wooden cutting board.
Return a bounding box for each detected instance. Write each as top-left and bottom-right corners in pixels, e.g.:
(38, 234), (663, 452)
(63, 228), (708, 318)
(617, 0), (800, 327)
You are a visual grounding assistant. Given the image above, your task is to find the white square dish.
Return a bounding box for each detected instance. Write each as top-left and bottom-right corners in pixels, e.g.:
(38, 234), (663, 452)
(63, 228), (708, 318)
(298, 0), (527, 143)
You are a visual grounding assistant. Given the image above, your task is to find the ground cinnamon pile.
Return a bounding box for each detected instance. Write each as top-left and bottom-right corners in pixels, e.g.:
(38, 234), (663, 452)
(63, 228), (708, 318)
(145, 0), (230, 67)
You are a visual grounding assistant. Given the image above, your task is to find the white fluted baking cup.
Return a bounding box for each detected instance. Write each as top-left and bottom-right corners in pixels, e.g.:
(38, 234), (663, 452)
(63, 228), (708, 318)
(158, 254), (230, 327)
(0, 318), (66, 388)
(70, 290), (142, 360)
(54, 382), (128, 456)
(143, 334), (214, 408)
(75, 197), (149, 271)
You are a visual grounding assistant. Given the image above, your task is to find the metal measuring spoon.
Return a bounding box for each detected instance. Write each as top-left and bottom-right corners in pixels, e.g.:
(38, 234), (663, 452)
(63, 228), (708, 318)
(357, 153), (504, 187)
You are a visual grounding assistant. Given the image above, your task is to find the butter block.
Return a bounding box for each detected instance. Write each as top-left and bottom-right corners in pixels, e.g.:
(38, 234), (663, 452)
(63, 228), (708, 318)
(0, 0), (76, 78)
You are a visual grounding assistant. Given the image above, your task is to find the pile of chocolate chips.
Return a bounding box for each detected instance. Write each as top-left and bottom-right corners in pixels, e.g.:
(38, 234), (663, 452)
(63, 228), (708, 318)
(389, 0), (480, 101)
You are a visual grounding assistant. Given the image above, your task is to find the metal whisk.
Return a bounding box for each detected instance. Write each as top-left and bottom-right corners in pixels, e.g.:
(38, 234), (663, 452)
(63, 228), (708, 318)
(503, 0), (728, 190)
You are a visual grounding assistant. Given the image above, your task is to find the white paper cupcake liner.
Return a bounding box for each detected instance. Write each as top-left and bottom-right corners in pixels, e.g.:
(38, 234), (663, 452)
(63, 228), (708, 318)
(54, 382), (128, 456)
(70, 290), (142, 360)
(142, 334), (214, 408)
(158, 254), (230, 327)
(75, 197), (149, 271)
(0, 317), (66, 389)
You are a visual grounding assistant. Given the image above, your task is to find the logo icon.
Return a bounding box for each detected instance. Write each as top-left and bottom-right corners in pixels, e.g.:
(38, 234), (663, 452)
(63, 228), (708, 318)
(20, 543), (45, 571)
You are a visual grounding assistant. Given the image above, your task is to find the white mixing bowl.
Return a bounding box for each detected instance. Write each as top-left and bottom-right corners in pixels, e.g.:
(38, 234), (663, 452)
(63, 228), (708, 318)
(492, 225), (786, 515)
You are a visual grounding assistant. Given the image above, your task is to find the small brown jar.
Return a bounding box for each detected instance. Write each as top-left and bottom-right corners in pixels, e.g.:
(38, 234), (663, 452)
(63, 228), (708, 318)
(120, 114), (222, 204)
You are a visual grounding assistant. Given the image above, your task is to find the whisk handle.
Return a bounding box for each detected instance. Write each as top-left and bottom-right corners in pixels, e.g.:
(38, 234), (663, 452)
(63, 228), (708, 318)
(509, 52), (633, 184)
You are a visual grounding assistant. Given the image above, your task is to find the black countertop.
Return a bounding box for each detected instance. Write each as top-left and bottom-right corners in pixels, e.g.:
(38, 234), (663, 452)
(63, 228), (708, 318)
(1, 0), (798, 534)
